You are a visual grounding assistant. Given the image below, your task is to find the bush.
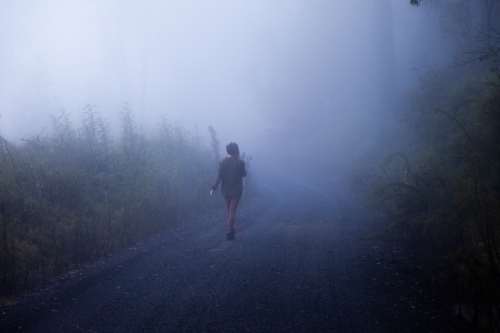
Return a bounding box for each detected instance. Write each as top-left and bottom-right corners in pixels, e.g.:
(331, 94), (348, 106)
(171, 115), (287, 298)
(0, 106), (222, 295)
(366, 68), (500, 328)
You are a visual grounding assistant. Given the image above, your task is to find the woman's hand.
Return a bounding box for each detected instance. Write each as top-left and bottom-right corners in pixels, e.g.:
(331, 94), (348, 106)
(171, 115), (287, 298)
(210, 189), (214, 196)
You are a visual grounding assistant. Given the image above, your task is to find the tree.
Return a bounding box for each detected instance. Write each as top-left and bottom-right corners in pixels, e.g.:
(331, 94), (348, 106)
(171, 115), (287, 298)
(409, 0), (499, 36)
(410, 0), (500, 72)
(207, 126), (220, 165)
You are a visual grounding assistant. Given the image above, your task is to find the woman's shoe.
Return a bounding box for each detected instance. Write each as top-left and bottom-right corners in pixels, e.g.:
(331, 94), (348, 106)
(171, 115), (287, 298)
(227, 231), (235, 240)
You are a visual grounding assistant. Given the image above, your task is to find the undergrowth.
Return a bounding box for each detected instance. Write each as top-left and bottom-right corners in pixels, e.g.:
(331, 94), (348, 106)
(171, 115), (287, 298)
(362, 68), (500, 331)
(0, 105), (232, 296)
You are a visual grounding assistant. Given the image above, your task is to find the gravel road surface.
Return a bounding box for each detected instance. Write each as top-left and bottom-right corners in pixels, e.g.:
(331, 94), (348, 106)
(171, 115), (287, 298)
(1, 171), (476, 332)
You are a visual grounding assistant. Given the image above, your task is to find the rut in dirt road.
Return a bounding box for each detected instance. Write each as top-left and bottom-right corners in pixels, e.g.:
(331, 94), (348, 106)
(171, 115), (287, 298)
(1, 172), (474, 332)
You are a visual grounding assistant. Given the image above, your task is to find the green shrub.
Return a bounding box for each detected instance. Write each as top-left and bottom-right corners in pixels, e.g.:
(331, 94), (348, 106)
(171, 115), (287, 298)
(0, 107), (225, 295)
(367, 68), (500, 317)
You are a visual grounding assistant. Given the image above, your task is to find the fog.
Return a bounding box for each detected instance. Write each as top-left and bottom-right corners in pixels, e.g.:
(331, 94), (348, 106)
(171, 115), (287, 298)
(0, 1), (454, 178)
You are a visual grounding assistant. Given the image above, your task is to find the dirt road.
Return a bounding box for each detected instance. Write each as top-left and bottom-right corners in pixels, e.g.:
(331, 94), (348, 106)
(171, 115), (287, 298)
(1, 171), (474, 332)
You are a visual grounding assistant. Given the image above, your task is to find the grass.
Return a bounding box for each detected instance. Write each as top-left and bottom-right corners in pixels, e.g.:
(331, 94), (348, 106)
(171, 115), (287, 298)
(0, 106), (232, 296)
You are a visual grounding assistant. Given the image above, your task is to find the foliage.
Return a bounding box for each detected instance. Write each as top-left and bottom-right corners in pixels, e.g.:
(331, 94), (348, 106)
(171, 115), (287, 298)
(409, 0), (500, 76)
(0, 107), (222, 295)
(207, 125), (220, 165)
(367, 67), (500, 330)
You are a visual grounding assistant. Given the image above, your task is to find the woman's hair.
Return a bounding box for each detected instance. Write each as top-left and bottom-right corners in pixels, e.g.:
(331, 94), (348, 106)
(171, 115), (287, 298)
(226, 142), (240, 157)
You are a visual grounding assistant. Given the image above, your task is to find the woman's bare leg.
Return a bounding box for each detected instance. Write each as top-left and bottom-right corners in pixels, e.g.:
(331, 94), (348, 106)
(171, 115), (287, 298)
(225, 198), (240, 233)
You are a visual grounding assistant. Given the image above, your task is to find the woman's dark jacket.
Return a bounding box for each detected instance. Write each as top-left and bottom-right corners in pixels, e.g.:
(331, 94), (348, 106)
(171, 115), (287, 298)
(211, 157), (247, 200)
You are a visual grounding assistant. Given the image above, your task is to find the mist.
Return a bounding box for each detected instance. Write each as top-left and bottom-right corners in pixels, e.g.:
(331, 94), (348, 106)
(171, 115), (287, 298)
(0, 0), (453, 178)
(2, 3), (500, 329)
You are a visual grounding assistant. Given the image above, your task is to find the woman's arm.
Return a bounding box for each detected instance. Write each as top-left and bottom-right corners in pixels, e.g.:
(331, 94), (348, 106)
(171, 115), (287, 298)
(210, 173), (221, 194)
(210, 160), (223, 195)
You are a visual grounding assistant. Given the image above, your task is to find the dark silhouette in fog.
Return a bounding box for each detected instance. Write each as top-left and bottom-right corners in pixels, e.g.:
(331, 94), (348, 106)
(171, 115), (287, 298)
(210, 142), (247, 240)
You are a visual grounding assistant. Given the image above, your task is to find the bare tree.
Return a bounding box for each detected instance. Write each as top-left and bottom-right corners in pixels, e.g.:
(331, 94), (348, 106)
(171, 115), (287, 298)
(410, 0), (500, 70)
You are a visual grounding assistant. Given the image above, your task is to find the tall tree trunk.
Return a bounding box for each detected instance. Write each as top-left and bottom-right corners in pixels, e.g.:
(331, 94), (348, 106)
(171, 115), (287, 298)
(373, 0), (398, 115)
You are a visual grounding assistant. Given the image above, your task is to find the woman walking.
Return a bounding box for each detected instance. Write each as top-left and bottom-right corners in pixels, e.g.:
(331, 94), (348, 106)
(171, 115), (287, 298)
(210, 142), (247, 240)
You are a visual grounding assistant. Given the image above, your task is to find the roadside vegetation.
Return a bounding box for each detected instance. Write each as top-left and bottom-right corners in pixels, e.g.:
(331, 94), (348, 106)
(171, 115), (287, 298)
(0, 105), (233, 296)
(363, 29), (500, 331)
